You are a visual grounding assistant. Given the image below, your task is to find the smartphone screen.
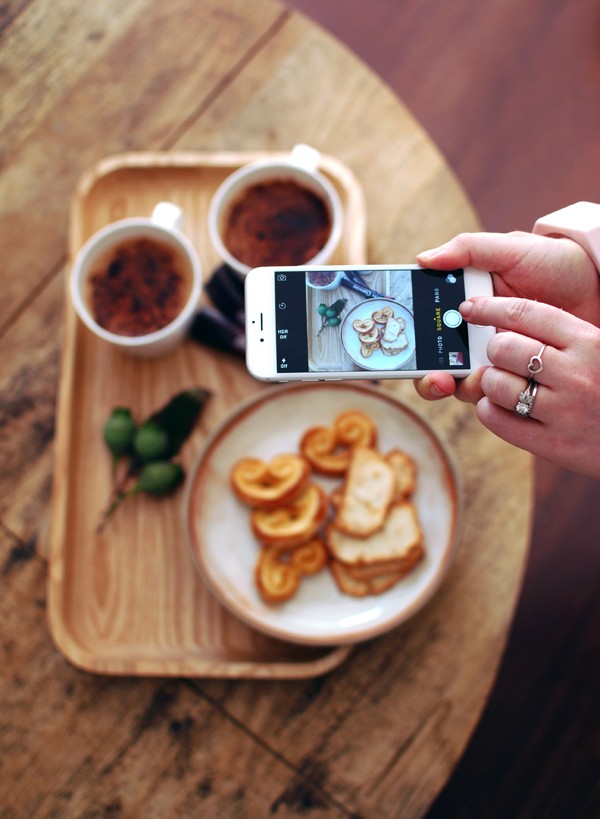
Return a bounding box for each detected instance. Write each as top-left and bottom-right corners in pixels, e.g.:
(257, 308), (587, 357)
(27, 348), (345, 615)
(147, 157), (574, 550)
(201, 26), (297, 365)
(272, 267), (471, 375)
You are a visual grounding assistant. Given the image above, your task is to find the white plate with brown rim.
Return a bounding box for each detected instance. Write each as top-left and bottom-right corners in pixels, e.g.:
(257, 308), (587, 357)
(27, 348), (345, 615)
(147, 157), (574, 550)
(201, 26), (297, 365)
(184, 383), (460, 646)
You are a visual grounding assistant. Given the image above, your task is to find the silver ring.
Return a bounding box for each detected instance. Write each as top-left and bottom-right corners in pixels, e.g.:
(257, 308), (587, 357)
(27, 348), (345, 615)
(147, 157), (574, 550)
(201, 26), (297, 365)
(527, 344), (547, 376)
(515, 378), (539, 417)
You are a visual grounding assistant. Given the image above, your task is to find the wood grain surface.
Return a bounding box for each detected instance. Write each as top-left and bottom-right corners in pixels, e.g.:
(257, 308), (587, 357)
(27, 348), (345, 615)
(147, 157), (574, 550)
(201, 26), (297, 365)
(287, 1), (600, 817)
(1, 1), (534, 816)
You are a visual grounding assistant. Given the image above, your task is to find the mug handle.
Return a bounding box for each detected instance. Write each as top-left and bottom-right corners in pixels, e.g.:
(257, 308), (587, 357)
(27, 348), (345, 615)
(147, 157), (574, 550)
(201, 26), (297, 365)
(289, 143), (321, 173)
(151, 201), (184, 231)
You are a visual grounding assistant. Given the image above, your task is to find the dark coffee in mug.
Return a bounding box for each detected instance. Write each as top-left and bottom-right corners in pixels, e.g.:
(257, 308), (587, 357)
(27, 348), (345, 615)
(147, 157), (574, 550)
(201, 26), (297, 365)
(223, 179), (332, 268)
(88, 237), (192, 336)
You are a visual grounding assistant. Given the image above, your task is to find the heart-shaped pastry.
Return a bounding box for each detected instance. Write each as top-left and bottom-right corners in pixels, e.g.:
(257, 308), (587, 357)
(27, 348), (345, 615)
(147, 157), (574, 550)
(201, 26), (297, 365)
(255, 537), (328, 604)
(250, 483), (328, 547)
(299, 410), (377, 475)
(290, 537), (328, 575)
(372, 306), (394, 323)
(255, 546), (301, 603)
(352, 317), (374, 333)
(230, 453), (310, 508)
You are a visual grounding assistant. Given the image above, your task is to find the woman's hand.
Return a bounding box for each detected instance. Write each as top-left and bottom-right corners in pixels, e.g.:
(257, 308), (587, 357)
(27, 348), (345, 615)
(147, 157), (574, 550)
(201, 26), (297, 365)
(418, 230), (600, 323)
(449, 296), (600, 478)
(414, 230), (600, 403)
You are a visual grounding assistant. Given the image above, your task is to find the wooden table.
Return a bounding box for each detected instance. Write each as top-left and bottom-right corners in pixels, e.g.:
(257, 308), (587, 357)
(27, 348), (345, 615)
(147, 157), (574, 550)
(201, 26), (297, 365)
(0, 1), (532, 816)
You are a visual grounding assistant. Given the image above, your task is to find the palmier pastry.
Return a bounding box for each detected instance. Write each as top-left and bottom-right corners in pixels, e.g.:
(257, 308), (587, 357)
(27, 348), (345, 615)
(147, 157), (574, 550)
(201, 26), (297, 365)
(360, 341), (380, 358)
(230, 453), (310, 508)
(358, 325), (380, 344)
(300, 410), (377, 475)
(352, 317), (374, 334)
(290, 537), (328, 575)
(250, 483), (328, 547)
(372, 306), (394, 323)
(255, 546), (301, 604)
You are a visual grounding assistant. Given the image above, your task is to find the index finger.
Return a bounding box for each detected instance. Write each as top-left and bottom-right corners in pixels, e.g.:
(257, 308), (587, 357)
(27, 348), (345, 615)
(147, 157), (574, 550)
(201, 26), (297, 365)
(460, 297), (577, 349)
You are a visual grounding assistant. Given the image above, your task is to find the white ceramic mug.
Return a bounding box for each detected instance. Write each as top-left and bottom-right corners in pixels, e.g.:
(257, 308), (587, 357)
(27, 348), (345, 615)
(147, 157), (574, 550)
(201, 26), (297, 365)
(208, 144), (344, 277)
(69, 202), (202, 357)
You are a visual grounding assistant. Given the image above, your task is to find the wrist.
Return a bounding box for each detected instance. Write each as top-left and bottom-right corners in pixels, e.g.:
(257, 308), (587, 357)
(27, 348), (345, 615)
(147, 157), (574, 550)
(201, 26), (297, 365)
(533, 201), (600, 275)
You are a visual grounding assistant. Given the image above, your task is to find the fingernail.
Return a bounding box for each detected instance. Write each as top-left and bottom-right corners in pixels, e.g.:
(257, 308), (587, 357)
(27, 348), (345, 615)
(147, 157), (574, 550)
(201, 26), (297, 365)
(459, 300), (473, 318)
(431, 383), (450, 397)
(417, 245), (443, 261)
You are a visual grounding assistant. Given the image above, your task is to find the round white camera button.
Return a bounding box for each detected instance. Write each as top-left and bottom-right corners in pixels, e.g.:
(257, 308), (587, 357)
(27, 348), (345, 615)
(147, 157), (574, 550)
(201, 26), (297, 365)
(443, 309), (462, 328)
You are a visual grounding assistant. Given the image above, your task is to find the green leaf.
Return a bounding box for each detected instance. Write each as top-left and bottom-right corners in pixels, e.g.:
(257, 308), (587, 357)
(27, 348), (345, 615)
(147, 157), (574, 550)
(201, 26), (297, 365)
(144, 388), (211, 459)
(329, 298), (347, 316)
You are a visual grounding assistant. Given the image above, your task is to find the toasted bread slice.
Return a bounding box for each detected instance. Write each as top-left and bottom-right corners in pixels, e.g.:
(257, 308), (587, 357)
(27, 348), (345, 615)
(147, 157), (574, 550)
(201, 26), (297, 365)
(380, 333), (409, 355)
(380, 315), (408, 355)
(382, 315), (404, 342)
(330, 448), (415, 510)
(333, 446), (395, 537)
(330, 560), (408, 597)
(342, 543), (424, 579)
(385, 448), (417, 500)
(327, 500), (424, 565)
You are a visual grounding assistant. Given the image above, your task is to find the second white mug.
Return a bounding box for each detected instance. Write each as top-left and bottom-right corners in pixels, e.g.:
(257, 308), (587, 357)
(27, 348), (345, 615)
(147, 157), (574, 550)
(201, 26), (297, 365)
(208, 144), (344, 277)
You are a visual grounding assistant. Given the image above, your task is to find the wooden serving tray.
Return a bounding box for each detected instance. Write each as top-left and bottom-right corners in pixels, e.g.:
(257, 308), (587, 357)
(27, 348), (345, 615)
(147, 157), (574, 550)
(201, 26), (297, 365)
(47, 151), (366, 678)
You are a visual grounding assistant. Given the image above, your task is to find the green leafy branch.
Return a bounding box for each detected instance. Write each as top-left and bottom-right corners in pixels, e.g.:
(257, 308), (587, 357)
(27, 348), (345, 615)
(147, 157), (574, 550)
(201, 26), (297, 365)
(317, 298), (347, 337)
(98, 388), (211, 532)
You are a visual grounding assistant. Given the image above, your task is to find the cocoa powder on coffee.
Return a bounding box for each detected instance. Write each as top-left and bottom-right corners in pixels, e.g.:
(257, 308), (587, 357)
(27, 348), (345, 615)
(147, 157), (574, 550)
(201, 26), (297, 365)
(89, 238), (188, 337)
(224, 180), (331, 267)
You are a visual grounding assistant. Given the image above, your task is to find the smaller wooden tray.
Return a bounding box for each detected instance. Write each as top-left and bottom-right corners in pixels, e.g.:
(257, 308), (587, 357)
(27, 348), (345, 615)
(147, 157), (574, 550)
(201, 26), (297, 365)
(48, 150), (366, 678)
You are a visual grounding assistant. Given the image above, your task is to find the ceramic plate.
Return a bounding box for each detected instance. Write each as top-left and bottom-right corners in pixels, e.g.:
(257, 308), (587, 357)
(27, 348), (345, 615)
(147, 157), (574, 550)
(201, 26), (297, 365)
(185, 383), (459, 645)
(340, 298), (416, 371)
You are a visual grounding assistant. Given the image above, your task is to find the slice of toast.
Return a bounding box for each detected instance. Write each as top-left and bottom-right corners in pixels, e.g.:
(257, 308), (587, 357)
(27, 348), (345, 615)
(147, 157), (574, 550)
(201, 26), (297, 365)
(380, 332), (409, 355)
(333, 446), (396, 538)
(330, 560), (407, 597)
(342, 543), (425, 579)
(380, 315), (409, 355)
(327, 500), (424, 566)
(382, 315), (405, 342)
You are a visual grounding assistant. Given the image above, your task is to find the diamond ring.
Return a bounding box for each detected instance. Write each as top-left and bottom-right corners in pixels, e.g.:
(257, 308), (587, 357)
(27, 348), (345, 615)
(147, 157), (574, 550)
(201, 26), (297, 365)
(515, 378), (539, 417)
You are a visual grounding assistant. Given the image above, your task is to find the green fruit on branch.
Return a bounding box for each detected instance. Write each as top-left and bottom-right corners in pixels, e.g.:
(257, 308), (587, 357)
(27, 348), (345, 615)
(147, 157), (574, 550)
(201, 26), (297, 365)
(97, 388), (211, 532)
(133, 421), (170, 462)
(317, 298), (347, 336)
(103, 407), (136, 456)
(135, 461), (185, 495)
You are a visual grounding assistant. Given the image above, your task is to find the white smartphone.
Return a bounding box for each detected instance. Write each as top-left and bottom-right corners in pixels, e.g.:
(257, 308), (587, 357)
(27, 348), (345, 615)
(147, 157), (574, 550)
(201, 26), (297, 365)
(244, 264), (494, 382)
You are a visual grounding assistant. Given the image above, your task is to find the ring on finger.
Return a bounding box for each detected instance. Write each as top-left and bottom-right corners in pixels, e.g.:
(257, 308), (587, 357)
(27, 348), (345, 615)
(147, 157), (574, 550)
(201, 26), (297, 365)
(527, 344), (547, 376)
(515, 378), (539, 417)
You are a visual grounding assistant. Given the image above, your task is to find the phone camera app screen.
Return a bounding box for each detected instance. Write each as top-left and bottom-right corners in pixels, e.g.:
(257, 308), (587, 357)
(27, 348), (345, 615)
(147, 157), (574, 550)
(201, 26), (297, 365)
(274, 268), (470, 374)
